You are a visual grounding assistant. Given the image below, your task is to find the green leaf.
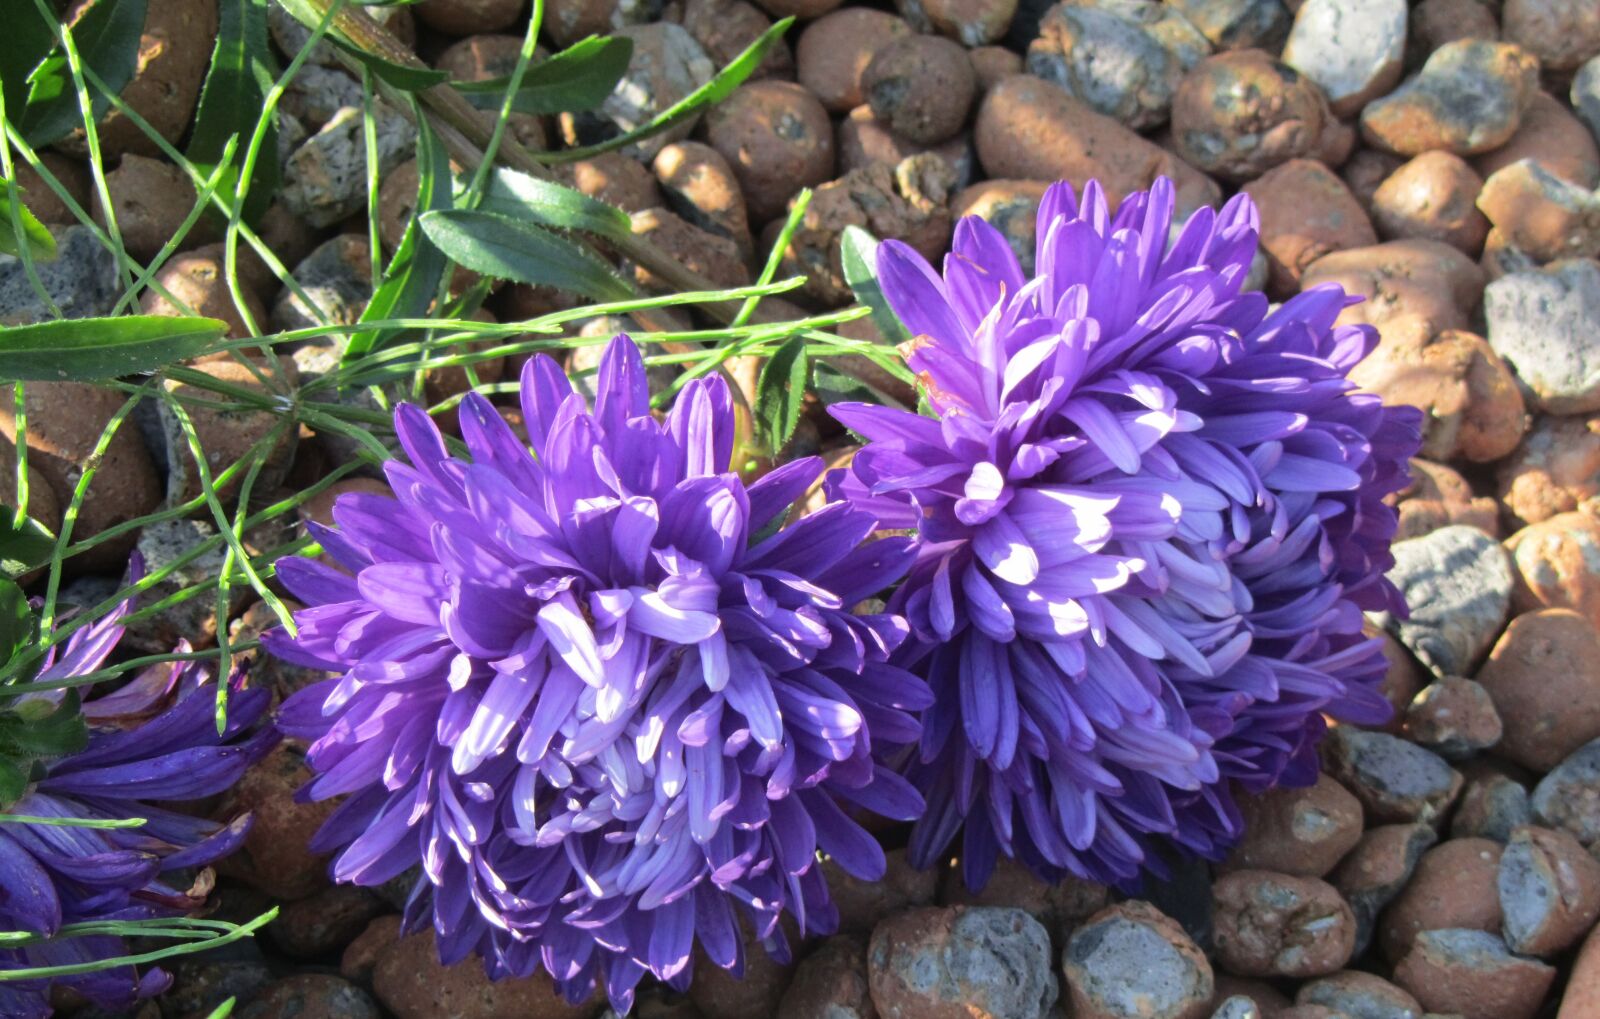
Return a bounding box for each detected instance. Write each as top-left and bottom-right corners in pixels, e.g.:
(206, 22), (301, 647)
(478, 167), (633, 243)
(839, 226), (910, 344)
(19, 0), (149, 147)
(0, 691), (88, 758)
(188, 0), (280, 223)
(345, 115), (452, 363)
(0, 579), (30, 668)
(419, 210), (632, 302)
(0, 316), (229, 382)
(549, 18), (794, 162)
(457, 35), (633, 116)
(202, 1000), (238, 1019)
(275, 0), (447, 91)
(0, 10), (57, 126)
(0, 179), (57, 262)
(755, 334), (808, 453)
(0, 514), (55, 582)
(0, 758), (26, 812)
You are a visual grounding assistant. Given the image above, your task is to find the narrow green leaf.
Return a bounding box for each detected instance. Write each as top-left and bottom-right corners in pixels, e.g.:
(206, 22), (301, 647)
(0, 515), (55, 582)
(345, 115), (452, 363)
(0, 759), (26, 812)
(756, 334), (808, 453)
(202, 1000), (237, 1019)
(839, 226), (910, 344)
(0, 180), (57, 262)
(188, 0), (280, 223)
(457, 36), (633, 116)
(419, 210), (632, 302)
(0, 316), (229, 382)
(479, 167), (633, 243)
(275, 0), (447, 90)
(19, 0), (150, 147)
(548, 18), (794, 162)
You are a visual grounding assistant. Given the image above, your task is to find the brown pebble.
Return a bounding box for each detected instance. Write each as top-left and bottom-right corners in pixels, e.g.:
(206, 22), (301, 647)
(869, 906), (1057, 1019)
(1320, 726), (1464, 825)
(0, 383), (161, 573)
(1374, 627), (1428, 730)
(1505, 510), (1600, 627)
(544, 0), (615, 48)
(341, 915), (402, 987)
(1349, 320), (1525, 463)
(1332, 822), (1440, 955)
(751, 0), (844, 21)
(689, 914), (797, 1019)
(653, 141), (752, 252)
(558, 151), (664, 214)
(1499, 824), (1600, 956)
(239, 974), (380, 1019)
(1371, 151), (1489, 255)
(12, 152), (91, 225)
(140, 243), (269, 341)
(1213, 975), (1293, 1017)
(836, 106), (972, 183)
(434, 34), (547, 151)
(1404, 677), (1503, 759)
(940, 853), (1109, 941)
(1298, 239), (1486, 333)
(975, 74), (1219, 213)
(1063, 900), (1213, 1019)
(1499, 414), (1600, 527)
(413, 0), (526, 36)
(1221, 773), (1365, 879)
(1560, 919), (1600, 1018)
(94, 154), (211, 263)
(1393, 928), (1556, 1019)
(1474, 91), (1600, 190)
(372, 925), (601, 1019)
(864, 35), (975, 145)
(1242, 158), (1376, 296)
(898, 0), (1016, 46)
(705, 81), (836, 225)
(1380, 838), (1505, 963)
(1395, 458), (1501, 541)
(1212, 872), (1356, 979)
(212, 741), (337, 901)
(269, 885), (389, 960)
(682, 0), (794, 81)
(968, 45), (1022, 94)
(1410, 0), (1500, 61)
(629, 207), (750, 292)
(1171, 50), (1332, 183)
(825, 847), (939, 935)
(1275, 1008), (1342, 1019)
(1476, 158), (1600, 263)
(777, 935), (873, 1019)
(1359, 40), (1541, 158)
(1501, 0), (1600, 73)
(1477, 608), (1600, 771)
(796, 9), (912, 113)
(1297, 970), (1423, 1019)
(1343, 148), (1407, 210)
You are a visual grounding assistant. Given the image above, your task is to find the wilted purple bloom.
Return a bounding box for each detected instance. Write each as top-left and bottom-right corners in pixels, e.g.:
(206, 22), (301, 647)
(266, 335), (926, 1011)
(0, 587), (276, 1019)
(831, 178), (1420, 891)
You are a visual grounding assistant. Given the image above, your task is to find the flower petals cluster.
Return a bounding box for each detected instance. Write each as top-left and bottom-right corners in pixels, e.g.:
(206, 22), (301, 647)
(267, 336), (927, 1011)
(832, 178), (1420, 890)
(0, 589), (276, 1018)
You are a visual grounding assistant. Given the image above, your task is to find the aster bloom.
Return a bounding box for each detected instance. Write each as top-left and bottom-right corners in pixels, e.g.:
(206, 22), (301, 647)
(266, 335), (926, 1011)
(0, 587), (277, 1019)
(832, 177), (1420, 891)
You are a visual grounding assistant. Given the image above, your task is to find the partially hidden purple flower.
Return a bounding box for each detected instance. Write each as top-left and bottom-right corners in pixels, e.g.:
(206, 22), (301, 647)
(0, 583), (277, 1019)
(266, 335), (927, 1011)
(831, 177), (1421, 892)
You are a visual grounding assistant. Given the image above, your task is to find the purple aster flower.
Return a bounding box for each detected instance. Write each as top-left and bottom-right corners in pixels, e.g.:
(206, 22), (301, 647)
(831, 177), (1420, 892)
(0, 584), (277, 1019)
(265, 335), (926, 1012)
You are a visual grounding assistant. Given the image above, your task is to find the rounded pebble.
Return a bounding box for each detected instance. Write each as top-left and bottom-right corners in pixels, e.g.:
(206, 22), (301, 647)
(1498, 414), (1600, 527)
(1172, 50), (1333, 182)
(796, 9), (912, 113)
(1379, 838), (1506, 963)
(1283, 0), (1407, 117)
(1384, 525), (1514, 677)
(1241, 158), (1377, 295)
(864, 35), (976, 145)
(1499, 824), (1600, 956)
(1477, 609), (1600, 771)
(1221, 773), (1365, 879)
(705, 81), (836, 225)
(1505, 510), (1600, 627)
(1360, 40), (1541, 157)
(1393, 929), (1556, 1019)
(1371, 152), (1490, 254)
(868, 906), (1058, 1019)
(1062, 900), (1213, 1019)
(1212, 871), (1357, 979)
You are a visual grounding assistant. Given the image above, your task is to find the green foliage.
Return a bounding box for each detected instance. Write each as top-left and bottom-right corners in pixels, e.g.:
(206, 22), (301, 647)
(0, 515), (56, 582)
(457, 35), (633, 116)
(0, 179), (56, 262)
(839, 226), (911, 344)
(16, 0), (148, 147)
(479, 167), (634, 242)
(275, 0), (447, 90)
(0, 317), (229, 382)
(420, 209), (633, 301)
(188, 0), (280, 224)
(755, 334), (809, 454)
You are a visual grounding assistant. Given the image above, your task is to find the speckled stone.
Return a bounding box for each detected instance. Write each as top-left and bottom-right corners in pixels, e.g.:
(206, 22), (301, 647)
(1384, 525), (1514, 676)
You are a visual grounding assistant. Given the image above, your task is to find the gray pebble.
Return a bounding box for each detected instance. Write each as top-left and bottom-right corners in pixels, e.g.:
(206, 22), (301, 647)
(1062, 901), (1214, 1019)
(1485, 259), (1600, 415)
(1283, 0), (1407, 118)
(594, 24), (714, 159)
(1211, 996), (1262, 1019)
(127, 519), (257, 653)
(1531, 736), (1600, 851)
(1166, 0), (1288, 50)
(1384, 525), (1513, 677)
(1321, 727), (1462, 825)
(1450, 773), (1532, 843)
(1575, 55), (1600, 146)
(1360, 40), (1540, 156)
(281, 103), (416, 229)
(1025, 0), (1209, 130)
(273, 235), (374, 334)
(0, 225), (119, 326)
(869, 906), (1059, 1019)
